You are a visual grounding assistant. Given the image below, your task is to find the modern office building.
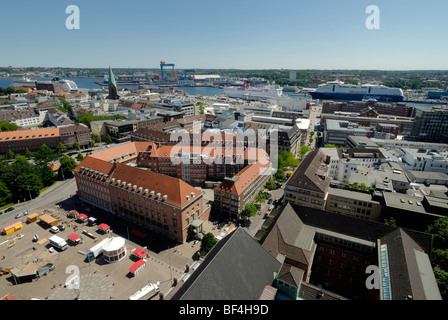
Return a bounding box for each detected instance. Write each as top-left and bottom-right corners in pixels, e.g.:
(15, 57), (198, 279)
(323, 119), (371, 146)
(409, 106), (448, 143)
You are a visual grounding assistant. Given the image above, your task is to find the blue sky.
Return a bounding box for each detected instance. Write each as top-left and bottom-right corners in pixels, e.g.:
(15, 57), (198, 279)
(1, 0), (447, 70)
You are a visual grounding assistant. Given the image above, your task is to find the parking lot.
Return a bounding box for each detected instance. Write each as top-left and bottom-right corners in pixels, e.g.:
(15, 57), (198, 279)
(0, 200), (228, 300)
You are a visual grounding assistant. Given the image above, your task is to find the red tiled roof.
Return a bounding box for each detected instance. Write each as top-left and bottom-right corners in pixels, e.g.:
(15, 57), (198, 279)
(214, 161), (272, 196)
(110, 163), (200, 208)
(75, 142), (202, 209)
(0, 127), (60, 140)
(130, 103), (143, 109)
(87, 141), (156, 163)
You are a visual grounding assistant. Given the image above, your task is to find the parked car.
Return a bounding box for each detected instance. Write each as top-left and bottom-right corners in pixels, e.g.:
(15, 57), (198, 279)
(57, 224), (65, 231)
(50, 226), (60, 233)
(218, 222), (225, 230)
(267, 199), (273, 204)
(15, 211), (28, 219)
(5, 207), (14, 213)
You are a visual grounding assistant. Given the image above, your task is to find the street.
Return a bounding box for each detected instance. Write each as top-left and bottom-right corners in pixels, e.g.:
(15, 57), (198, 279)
(308, 104), (323, 149)
(0, 178), (77, 226)
(244, 187), (284, 237)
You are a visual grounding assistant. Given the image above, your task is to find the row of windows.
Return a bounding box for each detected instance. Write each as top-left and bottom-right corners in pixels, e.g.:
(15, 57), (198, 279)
(316, 233), (375, 253)
(328, 202), (372, 215)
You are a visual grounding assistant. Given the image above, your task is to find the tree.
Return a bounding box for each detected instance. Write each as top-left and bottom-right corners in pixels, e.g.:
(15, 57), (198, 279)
(73, 141), (80, 150)
(14, 173), (44, 200)
(58, 97), (72, 113)
(276, 151), (299, 170)
(265, 178), (277, 190)
(76, 152), (84, 162)
(37, 165), (57, 187)
(240, 203), (258, 220)
(59, 155), (77, 179)
(433, 266), (448, 300)
(432, 249), (448, 271)
(274, 169), (287, 182)
(0, 120), (18, 132)
(88, 140), (96, 148)
(56, 142), (67, 156)
(255, 193), (267, 204)
(426, 217), (448, 249)
(34, 144), (57, 164)
(0, 181), (12, 207)
(25, 148), (33, 159)
(384, 217), (396, 227)
(200, 233), (217, 255)
(93, 134), (101, 143)
(5, 149), (14, 160)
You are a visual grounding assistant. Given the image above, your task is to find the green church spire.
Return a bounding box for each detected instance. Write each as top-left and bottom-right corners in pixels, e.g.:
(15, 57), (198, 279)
(108, 65), (117, 87)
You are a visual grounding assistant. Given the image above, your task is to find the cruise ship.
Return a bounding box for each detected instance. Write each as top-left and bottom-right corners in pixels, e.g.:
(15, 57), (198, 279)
(309, 81), (404, 102)
(223, 83), (283, 100)
(12, 77), (78, 91)
(12, 77), (36, 88)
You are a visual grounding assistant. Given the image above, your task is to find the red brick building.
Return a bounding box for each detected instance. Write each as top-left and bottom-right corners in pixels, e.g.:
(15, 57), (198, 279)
(322, 100), (415, 118)
(59, 123), (92, 148)
(136, 142), (262, 186)
(0, 127), (60, 154)
(74, 142), (208, 243)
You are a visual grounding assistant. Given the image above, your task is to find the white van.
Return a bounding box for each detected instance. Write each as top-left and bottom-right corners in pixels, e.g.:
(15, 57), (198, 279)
(49, 235), (68, 251)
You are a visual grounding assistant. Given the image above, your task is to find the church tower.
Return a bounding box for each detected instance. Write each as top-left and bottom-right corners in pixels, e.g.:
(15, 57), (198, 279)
(106, 65), (120, 100)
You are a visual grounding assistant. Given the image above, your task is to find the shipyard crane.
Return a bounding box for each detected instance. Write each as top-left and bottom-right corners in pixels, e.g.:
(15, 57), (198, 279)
(160, 60), (178, 82)
(183, 69), (196, 81)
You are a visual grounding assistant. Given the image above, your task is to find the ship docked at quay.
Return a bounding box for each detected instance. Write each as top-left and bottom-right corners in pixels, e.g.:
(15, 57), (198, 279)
(309, 81), (404, 102)
(223, 83), (284, 100)
(12, 77), (78, 91)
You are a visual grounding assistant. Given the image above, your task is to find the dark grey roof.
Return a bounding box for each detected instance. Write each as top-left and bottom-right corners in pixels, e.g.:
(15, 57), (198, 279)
(277, 264), (304, 288)
(261, 203), (315, 265)
(298, 282), (348, 300)
(288, 203), (433, 253)
(171, 228), (282, 300)
(286, 203), (440, 300)
(379, 228), (442, 300)
(285, 149), (331, 194)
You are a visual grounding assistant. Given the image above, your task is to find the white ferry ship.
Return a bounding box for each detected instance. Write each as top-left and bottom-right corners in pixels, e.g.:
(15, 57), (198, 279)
(223, 83), (283, 100)
(13, 77), (78, 91)
(309, 81), (404, 102)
